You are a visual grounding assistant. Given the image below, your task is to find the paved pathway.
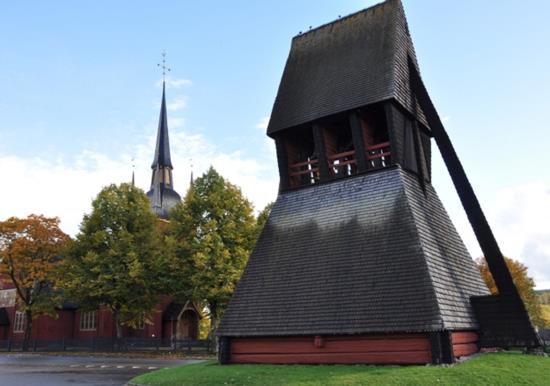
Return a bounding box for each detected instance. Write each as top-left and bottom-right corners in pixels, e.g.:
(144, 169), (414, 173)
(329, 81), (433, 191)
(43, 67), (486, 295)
(0, 354), (203, 386)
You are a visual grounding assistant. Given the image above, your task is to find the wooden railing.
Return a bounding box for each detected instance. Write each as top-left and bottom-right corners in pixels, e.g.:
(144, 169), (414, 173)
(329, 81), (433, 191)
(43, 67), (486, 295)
(289, 157), (319, 186)
(287, 142), (391, 188)
(366, 141), (391, 168)
(328, 150), (356, 176)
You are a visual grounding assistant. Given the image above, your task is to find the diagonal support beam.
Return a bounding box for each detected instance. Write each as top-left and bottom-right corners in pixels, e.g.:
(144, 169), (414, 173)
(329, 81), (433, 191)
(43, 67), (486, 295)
(408, 57), (541, 348)
(408, 58), (515, 296)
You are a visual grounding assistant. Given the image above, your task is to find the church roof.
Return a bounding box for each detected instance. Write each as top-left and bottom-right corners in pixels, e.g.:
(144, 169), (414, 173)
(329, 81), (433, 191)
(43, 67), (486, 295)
(218, 166), (489, 337)
(147, 185), (181, 220)
(267, 0), (425, 136)
(152, 82), (173, 168)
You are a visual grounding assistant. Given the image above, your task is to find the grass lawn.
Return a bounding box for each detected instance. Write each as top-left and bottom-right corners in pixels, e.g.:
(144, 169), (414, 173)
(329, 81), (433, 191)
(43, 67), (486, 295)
(131, 352), (550, 386)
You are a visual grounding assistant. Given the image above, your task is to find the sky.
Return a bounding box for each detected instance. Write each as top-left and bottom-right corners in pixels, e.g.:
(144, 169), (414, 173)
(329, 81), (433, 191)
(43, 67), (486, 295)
(0, 1), (549, 288)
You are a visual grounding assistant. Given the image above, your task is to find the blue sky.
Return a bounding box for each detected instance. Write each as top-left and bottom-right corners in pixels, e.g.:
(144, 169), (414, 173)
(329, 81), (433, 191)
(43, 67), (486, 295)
(1, 1), (549, 287)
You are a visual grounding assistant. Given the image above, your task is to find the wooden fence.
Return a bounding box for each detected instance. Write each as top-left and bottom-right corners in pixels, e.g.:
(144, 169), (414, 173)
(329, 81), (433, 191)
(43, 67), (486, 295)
(0, 337), (213, 354)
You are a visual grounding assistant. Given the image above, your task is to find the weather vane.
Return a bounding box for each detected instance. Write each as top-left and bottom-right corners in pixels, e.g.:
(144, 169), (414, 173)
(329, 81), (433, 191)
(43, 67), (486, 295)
(158, 50), (171, 82)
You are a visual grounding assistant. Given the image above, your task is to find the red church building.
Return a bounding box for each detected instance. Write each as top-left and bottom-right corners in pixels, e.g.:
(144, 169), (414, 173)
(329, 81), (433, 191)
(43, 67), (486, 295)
(0, 284), (199, 343)
(0, 73), (200, 345)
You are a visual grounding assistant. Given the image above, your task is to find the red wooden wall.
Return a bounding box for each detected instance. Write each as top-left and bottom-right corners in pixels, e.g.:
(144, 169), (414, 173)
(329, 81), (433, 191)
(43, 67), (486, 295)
(451, 331), (479, 358)
(230, 334), (432, 364)
(230, 332), (479, 364)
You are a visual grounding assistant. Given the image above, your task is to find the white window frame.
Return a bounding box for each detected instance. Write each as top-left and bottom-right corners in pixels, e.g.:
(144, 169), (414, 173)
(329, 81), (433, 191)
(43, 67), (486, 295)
(13, 311), (25, 333)
(137, 319), (145, 330)
(79, 310), (98, 331)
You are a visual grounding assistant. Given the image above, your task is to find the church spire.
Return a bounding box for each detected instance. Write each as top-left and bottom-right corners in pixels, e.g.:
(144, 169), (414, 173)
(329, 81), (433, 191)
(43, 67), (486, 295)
(146, 51), (181, 219)
(152, 50), (172, 169)
(151, 81), (173, 169)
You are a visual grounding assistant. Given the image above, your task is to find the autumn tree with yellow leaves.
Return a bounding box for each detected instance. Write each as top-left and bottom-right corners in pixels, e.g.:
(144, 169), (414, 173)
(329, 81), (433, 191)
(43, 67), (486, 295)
(0, 215), (69, 350)
(476, 256), (546, 328)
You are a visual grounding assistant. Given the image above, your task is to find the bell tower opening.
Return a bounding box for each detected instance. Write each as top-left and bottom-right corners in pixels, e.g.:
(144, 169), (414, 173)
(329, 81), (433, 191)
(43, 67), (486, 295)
(322, 115), (356, 178)
(284, 126), (318, 188)
(358, 104), (391, 170)
(274, 103), (395, 191)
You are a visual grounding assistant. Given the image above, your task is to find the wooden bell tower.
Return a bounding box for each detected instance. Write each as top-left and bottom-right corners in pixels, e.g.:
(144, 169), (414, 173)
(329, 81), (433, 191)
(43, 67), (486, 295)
(218, 0), (542, 365)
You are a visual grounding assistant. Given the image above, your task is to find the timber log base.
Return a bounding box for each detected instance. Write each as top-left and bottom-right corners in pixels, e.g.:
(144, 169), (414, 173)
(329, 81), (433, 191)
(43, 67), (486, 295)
(219, 332), (478, 365)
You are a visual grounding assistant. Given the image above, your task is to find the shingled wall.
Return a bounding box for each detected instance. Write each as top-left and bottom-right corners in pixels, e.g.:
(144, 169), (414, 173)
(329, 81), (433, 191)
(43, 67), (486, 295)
(219, 166), (489, 339)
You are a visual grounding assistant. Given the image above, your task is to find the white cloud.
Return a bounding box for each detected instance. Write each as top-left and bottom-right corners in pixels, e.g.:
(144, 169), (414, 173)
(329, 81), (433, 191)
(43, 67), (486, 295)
(169, 117), (185, 129)
(0, 130), (279, 237)
(487, 182), (550, 289)
(167, 97), (187, 111)
(256, 116), (270, 130)
(448, 181), (550, 289)
(156, 77), (192, 89)
(253, 116), (277, 160)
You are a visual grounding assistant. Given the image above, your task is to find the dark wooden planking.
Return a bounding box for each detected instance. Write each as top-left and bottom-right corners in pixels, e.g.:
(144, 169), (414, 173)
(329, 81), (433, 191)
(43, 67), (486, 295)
(349, 111), (368, 172)
(312, 124), (331, 181)
(429, 331), (454, 364)
(275, 137), (290, 191)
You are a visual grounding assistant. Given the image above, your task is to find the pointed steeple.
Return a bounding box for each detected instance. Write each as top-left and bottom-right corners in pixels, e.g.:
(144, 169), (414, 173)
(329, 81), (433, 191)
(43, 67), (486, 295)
(146, 52), (181, 219)
(151, 82), (173, 169)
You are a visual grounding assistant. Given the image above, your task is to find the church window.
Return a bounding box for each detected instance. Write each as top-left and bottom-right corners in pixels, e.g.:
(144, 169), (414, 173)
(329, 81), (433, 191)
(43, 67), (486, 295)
(80, 310), (98, 331)
(13, 311), (25, 333)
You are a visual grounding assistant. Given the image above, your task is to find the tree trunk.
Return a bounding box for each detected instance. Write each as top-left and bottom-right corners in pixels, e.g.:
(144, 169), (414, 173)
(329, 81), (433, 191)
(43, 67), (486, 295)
(113, 309), (123, 339)
(210, 303), (219, 353)
(112, 308), (124, 352)
(22, 310), (32, 352)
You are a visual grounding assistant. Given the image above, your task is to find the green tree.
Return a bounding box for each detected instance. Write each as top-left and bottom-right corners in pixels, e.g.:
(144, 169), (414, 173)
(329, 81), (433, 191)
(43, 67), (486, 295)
(168, 167), (256, 340)
(0, 215), (69, 350)
(476, 257), (546, 328)
(62, 183), (162, 338)
(254, 202), (274, 242)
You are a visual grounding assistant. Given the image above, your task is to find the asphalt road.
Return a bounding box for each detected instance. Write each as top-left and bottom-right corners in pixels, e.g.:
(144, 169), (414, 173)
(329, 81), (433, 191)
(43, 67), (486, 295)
(0, 354), (203, 386)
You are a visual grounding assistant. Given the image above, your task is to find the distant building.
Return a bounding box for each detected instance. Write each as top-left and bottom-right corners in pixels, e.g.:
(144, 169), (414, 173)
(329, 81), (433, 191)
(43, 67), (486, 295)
(0, 79), (199, 343)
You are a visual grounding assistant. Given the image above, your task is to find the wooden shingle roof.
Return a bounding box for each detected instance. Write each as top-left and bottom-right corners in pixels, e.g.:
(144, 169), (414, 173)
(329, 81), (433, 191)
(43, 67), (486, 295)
(267, 0), (425, 136)
(218, 167), (489, 337)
